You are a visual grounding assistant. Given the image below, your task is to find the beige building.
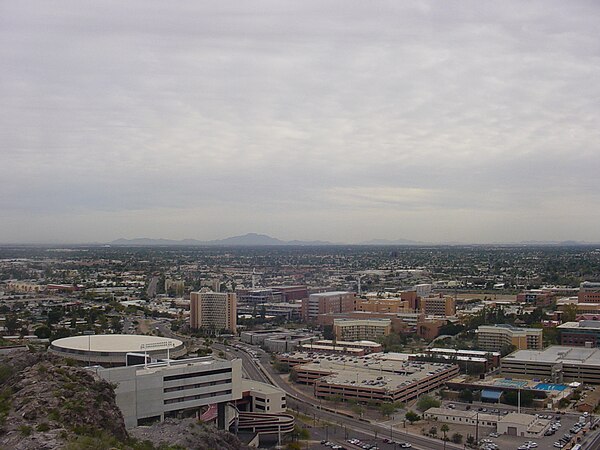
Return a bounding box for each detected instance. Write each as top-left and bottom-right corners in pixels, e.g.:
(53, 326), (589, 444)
(190, 291), (237, 333)
(496, 413), (545, 437)
(354, 298), (408, 314)
(333, 318), (391, 341)
(476, 324), (542, 352)
(420, 295), (456, 317)
(424, 407), (498, 427)
(501, 346), (600, 384)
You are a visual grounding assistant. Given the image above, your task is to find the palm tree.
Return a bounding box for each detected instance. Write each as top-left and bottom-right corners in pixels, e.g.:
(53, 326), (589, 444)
(441, 424), (449, 440)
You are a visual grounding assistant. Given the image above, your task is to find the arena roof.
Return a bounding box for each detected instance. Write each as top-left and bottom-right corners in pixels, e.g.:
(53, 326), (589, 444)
(51, 334), (183, 353)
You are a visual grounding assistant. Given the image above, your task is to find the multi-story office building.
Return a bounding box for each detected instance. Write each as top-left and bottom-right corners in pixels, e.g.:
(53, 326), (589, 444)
(301, 291), (356, 320)
(420, 295), (456, 317)
(516, 289), (553, 307)
(190, 291), (237, 333)
(558, 320), (600, 347)
(94, 357), (242, 428)
(237, 289), (281, 305)
(333, 318), (391, 341)
(237, 286), (308, 305)
(354, 298), (408, 313)
(476, 324), (543, 352)
(578, 282), (600, 303)
(501, 346), (600, 384)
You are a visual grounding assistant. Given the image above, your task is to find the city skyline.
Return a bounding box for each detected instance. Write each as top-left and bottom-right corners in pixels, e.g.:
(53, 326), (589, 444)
(2, 1), (600, 244)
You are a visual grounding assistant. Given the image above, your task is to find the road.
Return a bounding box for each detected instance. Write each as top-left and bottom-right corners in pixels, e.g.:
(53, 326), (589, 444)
(143, 331), (600, 450)
(225, 342), (463, 450)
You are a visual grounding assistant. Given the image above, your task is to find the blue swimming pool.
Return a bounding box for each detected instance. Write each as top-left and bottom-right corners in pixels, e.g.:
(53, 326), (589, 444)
(535, 383), (567, 391)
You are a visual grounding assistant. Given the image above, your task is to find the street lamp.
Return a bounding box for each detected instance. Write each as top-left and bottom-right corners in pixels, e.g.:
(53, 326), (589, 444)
(475, 411), (479, 445)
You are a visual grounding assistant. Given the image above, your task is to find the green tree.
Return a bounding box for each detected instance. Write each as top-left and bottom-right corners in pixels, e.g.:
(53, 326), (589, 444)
(379, 403), (395, 417)
(441, 424), (449, 440)
(50, 328), (72, 341)
(466, 434), (476, 446)
(298, 427), (310, 447)
(429, 426), (437, 437)
(350, 403), (364, 416)
(322, 325), (334, 340)
(34, 325), (51, 339)
(5, 315), (18, 334)
(405, 411), (420, 423)
(459, 389), (474, 403)
(110, 317), (123, 333)
(543, 326), (559, 346)
(416, 394), (440, 412)
(451, 432), (463, 444)
(562, 304), (578, 322)
(502, 390), (534, 407)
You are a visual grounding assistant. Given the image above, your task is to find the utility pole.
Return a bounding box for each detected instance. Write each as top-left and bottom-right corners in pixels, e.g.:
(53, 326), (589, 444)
(476, 411), (479, 445)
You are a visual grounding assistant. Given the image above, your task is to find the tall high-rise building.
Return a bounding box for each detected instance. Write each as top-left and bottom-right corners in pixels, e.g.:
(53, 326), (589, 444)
(190, 291), (237, 333)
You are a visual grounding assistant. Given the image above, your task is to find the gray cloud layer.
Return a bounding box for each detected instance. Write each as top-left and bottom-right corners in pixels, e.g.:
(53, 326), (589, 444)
(1, 1), (600, 243)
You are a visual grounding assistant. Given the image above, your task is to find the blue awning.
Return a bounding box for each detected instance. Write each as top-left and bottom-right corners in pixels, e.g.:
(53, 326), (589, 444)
(481, 389), (502, 401)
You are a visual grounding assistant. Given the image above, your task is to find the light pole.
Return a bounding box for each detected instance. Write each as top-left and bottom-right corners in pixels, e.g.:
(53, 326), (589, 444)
(475, 411), (479, 445)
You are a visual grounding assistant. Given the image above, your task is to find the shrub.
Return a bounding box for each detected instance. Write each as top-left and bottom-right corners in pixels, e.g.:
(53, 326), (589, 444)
(417, 395), (441, 412)
(36, 422), (51, 432)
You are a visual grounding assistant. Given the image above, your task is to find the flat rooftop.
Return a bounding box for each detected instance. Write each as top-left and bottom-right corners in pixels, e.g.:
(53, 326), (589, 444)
(310, 291), (353, 297)
(315, 339), (381, 347)
(558, 320), (600, 329)
(293, 352), (455, 391)
(503, 345), (600, 365)
(426, 407), (499, 423)
(242, 379), (284, 395)
(51, 334), (183, 353)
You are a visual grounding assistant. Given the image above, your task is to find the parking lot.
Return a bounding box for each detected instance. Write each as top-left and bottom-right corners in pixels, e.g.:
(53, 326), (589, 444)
(480, 412), (593, 450)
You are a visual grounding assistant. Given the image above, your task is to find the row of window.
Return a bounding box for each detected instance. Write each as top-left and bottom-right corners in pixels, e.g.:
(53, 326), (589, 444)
(164, 389), (232, 405)
(164, 378), (230, 393)
(164, 367), (232, 382)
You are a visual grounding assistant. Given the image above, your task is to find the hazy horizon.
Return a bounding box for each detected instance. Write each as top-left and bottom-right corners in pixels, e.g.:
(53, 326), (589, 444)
(2, 1), (600, 244)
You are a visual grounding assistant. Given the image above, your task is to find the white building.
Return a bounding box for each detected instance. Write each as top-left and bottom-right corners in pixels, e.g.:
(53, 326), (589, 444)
(94, 357), (242, 428)
(241, 379), (287, 414)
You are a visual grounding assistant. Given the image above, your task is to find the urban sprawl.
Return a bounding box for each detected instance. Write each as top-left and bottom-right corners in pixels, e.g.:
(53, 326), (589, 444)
(2, 244), (600, 450)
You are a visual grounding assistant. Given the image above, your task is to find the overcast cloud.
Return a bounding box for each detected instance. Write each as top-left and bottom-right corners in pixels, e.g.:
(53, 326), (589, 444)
(1, 1), (600, 244)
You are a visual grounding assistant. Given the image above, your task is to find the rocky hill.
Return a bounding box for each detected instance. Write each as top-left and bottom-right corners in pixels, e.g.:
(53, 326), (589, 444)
(0, 350), (248, 450)
(0, 350), (127, 449)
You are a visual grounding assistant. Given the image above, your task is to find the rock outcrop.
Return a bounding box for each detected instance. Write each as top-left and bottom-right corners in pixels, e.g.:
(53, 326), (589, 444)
(0, 351), (127, 449)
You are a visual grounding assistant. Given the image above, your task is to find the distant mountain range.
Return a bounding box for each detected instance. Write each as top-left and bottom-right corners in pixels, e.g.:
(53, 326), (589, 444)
(110, 233), (335, 247)
(108, 234), (600, 247)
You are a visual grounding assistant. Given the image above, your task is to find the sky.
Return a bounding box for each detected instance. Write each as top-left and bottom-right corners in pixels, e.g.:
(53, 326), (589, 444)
(1, 1), (600, 244)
